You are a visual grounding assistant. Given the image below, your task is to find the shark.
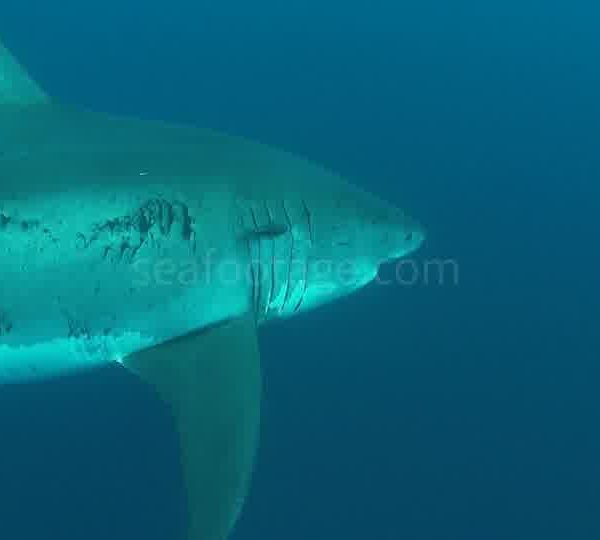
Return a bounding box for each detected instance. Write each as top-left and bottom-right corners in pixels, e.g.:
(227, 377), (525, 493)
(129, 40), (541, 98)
(0, 39), (425, 539)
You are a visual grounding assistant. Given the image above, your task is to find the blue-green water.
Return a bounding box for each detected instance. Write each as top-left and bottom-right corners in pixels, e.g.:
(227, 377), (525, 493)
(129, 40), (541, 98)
(1, 2), (598, 539)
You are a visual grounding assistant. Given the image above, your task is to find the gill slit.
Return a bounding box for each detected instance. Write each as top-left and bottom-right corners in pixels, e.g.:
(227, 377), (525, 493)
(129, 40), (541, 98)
(240, 213), (257, 309)
(281, 200), (294, 313)
(264, 201), (275, 317)
(250, 207), (261, 314)
(302, 199), (314, 245)
(294, 200), (312, 313)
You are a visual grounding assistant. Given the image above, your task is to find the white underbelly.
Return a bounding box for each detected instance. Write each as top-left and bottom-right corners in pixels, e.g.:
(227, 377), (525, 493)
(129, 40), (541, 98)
(0, 331), (154, 383)
(0, 276), (250, 383)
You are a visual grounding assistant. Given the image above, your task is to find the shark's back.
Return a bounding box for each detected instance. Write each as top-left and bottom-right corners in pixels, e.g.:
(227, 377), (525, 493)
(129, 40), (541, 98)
(1, 104), (287, 193)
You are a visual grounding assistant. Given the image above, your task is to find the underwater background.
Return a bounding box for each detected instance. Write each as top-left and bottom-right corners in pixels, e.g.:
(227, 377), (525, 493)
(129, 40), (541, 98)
(1, 1), (598, 539)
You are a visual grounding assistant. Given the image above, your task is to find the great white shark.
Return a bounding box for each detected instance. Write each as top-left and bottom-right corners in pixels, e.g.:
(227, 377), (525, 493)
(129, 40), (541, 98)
(0, 40), (425, 539)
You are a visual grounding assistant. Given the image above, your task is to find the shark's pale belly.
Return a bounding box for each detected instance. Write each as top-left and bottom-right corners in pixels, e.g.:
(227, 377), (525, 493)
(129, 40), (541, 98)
(0, 333), (155, 381)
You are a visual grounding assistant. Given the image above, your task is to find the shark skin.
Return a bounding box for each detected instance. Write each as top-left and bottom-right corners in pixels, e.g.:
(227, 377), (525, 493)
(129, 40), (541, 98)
(0, 42), (425, 539)
(0, 104), (425, 380)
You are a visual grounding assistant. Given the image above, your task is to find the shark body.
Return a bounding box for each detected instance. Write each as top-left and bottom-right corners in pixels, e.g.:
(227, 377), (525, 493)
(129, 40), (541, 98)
(0, 42), (424, 539)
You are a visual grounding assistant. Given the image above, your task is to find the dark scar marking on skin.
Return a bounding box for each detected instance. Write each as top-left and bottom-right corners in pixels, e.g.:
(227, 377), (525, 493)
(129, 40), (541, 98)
(64, 313), (91, 339)
(0, 213), (11, 228)
(0, 212), (58, 245)
(81, 198), (196, 263)
(0, 311), (13, 337)
(1, 213), (43, 233)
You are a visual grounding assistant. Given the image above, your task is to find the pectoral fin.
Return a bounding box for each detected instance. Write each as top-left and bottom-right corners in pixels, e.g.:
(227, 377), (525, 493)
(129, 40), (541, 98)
(123, 314), (261, 540)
